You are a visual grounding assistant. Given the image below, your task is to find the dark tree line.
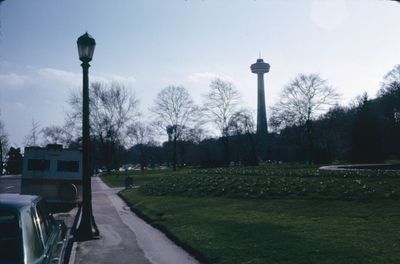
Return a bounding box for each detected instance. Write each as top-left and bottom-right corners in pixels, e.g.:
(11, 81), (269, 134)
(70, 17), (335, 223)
(123, 67), (400, 167)
(3, 147), (23, 174)
(294, 66), (400, 164)
(14, 65), (400, 171)
(0, 113), (9, 174)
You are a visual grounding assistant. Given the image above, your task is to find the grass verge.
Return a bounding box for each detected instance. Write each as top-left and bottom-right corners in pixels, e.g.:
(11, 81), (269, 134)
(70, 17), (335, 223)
(120, 189), (400, 264)
(101, 167), (400, 263)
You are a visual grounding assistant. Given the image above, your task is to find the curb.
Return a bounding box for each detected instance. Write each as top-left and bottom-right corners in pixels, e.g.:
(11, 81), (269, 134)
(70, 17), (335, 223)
(64, 205), (82, 264)
(319, 163), (400, 171)
(68, 242), (78, 264)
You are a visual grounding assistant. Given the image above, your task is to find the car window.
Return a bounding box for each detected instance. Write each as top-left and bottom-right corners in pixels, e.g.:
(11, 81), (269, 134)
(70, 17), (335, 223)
(28, 209), (45, 257)
(0, 210), (21, 263)
(34, 203), (50, 243)
(37, 199), (52, 223)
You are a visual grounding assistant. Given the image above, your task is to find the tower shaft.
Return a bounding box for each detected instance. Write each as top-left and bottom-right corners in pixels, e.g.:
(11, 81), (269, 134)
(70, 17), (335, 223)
(257, 73), (268, 134)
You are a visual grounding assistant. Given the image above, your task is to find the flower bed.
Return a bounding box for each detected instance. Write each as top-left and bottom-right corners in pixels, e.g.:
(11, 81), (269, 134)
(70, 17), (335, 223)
(140, 167), (400, 200)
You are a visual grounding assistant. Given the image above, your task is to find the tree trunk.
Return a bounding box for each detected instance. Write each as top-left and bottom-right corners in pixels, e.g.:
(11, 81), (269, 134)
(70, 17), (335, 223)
(139, 144), (145, 172)
(0, 140), (3, 175)
(172, 136), (177, 171)
(222, 135), (229, 166)
(179, 141), (186, 167)
(305, 120), (313, 164)
(248, 133), (259, 166)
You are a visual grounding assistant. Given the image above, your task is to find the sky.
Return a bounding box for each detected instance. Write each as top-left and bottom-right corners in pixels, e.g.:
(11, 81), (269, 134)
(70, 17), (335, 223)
(0, 0), (400, 147)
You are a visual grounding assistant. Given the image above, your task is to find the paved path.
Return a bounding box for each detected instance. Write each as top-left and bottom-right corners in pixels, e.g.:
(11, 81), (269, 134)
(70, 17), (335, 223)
(73, 177), (198, 264)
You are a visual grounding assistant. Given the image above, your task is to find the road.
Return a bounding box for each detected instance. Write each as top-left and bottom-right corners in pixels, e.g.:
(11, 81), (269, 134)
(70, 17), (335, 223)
(0, 174), (21, 194)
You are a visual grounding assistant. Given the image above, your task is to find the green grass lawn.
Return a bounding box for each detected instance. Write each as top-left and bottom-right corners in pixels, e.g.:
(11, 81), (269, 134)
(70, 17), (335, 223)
(101, 166), (400, 263)
(100, 168), (189, 188)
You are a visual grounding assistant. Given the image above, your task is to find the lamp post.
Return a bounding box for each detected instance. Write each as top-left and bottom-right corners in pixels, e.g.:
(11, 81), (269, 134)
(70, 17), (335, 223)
(76, 32), (99, 241)
(166, 126), (173, 169)
(166, 125), (177, 171)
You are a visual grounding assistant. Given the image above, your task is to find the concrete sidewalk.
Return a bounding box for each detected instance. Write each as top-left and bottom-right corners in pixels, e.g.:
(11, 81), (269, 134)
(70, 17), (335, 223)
(71, 177), (198, 264)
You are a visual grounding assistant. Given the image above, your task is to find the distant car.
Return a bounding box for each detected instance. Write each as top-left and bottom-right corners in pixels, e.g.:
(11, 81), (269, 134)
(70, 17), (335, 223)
(0, 194), (67, 264)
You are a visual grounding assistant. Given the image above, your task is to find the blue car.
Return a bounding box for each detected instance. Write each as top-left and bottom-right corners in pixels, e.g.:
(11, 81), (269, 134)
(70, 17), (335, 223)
(0, 194), (67, 264)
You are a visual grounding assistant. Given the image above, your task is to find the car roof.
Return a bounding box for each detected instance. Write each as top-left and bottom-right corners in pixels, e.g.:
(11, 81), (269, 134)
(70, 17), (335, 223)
(0, 193), (40, 212)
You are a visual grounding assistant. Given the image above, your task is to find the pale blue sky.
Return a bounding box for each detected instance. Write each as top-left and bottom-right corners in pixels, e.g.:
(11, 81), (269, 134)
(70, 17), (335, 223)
(1, 0), (400, 146)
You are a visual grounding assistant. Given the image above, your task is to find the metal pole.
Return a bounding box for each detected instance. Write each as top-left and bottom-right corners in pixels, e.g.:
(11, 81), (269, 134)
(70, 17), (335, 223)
(76, 61), (99, 241)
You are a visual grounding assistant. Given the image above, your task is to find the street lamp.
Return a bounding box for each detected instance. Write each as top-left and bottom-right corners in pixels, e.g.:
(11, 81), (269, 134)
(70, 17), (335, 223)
(166, 125), (177, 171)
(76, 32), (99, 241)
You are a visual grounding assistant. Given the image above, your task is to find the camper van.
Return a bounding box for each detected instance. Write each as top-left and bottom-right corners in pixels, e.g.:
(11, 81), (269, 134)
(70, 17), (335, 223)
(21, 144), (82, 204)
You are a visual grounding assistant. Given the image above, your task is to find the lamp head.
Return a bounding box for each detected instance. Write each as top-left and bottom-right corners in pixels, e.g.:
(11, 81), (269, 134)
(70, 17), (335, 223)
(77, 32), (96, 62)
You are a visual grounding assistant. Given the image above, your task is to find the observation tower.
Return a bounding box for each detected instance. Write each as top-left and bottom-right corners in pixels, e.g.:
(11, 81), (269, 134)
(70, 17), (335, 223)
(250, 58), (270, 135)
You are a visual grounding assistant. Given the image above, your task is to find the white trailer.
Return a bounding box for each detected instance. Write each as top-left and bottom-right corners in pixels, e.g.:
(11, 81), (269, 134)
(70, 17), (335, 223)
(21, 144), (82, 204)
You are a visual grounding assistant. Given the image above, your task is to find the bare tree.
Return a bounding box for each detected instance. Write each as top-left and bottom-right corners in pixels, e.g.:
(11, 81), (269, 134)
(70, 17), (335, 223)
(0, 113), (9, 175)
(227, 109), (258, 165)
(377, 65), (400, 155)
(203, 78), (241, 165)
(151, 86), (201, 171)
(23, 119), (40, 146)
(379, 64), (400, 96)
(228, 109), (256, 136)
(270, 73), (339, 130)
(126, 121), (155, 171)
(181, 126), (207, 144)
(270, 73), (339, 162)
(41, 125), (72, 146)
(68, 82), (139, 170)
(176, 126), (207, 167)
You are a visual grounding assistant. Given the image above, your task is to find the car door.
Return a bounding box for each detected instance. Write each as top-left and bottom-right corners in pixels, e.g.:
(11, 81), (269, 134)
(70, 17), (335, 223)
(33, 200), (67, 264)
(0, 210), (22, 263)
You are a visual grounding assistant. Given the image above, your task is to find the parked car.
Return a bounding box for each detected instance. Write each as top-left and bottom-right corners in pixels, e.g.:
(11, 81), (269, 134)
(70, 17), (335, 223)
(0, 194), (67, 264)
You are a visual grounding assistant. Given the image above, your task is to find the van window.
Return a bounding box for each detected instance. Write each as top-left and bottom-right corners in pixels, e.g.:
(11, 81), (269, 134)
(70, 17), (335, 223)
(0, 211), (21, 263)
(57, 160), (79, 172)
(28, 159), (50, 171)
